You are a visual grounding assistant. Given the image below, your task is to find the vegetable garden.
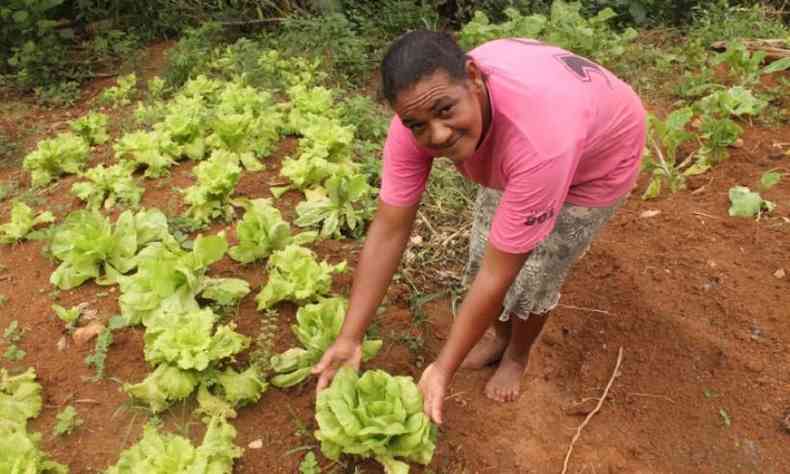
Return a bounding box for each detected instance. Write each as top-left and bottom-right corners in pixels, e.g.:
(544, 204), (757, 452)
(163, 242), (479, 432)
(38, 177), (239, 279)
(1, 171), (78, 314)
(0, 1), (788, 473)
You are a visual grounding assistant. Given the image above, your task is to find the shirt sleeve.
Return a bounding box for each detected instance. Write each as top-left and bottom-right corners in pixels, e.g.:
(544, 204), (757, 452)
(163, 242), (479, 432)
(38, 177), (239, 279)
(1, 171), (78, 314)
(488, 157), (573, 254)
(379, 116), (433, 207)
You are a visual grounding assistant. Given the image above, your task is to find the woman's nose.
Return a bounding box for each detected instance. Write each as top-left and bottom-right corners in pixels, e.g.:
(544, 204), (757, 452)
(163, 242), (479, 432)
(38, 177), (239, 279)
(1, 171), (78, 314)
(429, 122), (453, 148)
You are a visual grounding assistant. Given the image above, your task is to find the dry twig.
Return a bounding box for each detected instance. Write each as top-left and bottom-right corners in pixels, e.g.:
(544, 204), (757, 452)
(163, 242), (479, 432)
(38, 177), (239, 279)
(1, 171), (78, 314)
(557, 304), (612, 316)
(561, 346), (624, 474)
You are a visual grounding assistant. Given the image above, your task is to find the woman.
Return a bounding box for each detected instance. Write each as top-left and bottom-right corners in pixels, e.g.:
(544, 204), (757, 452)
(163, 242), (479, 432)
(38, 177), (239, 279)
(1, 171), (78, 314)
(312, 30), (646, 425)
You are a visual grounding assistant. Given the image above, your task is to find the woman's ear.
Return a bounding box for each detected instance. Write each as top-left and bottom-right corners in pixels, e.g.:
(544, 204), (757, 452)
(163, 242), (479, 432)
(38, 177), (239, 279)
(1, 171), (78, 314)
(465, 59), (485, 92)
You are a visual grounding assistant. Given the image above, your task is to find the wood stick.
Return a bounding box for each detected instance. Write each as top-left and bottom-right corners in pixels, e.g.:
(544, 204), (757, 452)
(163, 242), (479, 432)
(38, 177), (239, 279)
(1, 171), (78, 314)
(557, 304), (611, 315)
(561, 346), (624, 474)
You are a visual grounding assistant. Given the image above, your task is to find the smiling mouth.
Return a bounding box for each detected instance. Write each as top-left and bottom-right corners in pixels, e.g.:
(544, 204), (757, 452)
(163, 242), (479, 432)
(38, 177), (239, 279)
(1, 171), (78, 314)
(437, 135), (461, 151)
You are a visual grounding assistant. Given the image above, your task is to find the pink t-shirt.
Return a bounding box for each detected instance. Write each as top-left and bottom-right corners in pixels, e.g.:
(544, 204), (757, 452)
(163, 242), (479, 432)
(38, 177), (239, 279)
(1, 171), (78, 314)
(379, 39), (647, 254)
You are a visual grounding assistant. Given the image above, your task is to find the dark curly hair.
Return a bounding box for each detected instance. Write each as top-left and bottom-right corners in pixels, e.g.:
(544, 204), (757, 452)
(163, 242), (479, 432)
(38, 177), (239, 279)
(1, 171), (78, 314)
(380, 30), (468, 104)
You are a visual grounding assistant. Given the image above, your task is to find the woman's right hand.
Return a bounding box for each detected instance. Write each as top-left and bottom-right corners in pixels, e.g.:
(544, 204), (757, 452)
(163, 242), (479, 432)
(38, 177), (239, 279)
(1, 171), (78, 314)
(312, 336), (363, 394)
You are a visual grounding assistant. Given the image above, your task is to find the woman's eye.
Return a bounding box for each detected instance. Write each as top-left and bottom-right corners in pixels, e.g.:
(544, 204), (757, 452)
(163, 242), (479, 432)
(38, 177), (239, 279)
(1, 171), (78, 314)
(439, 105), (453, 117)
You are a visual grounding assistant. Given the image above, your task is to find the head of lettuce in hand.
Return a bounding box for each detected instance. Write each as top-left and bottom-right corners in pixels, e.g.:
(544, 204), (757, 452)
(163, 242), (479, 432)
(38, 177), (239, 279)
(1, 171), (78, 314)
(315, 367), (437, 473)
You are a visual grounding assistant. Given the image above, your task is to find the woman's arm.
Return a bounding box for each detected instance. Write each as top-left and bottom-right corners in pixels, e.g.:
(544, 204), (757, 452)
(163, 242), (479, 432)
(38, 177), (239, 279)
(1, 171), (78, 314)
(419, 243), (528, 423)
(314, 200), (418, 391)
(338, 200), (419, 340)
(436, 244), (528, 374)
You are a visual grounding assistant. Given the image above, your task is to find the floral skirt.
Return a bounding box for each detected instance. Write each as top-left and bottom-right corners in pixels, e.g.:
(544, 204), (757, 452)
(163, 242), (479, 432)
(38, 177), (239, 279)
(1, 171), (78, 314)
(462, 187), (627, 321)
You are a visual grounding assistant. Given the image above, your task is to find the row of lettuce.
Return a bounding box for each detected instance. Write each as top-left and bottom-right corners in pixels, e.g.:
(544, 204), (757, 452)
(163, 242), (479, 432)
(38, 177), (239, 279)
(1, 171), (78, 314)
(1, 41), (436, 474)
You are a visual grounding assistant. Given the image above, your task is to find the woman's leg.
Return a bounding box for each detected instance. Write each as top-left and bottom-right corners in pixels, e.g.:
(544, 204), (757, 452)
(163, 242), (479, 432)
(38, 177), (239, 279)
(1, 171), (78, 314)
(485, 313), (549, 402)
(460, 187), (510, 369)
(482, 195), (629, 403)
(460, 316), (511, 369)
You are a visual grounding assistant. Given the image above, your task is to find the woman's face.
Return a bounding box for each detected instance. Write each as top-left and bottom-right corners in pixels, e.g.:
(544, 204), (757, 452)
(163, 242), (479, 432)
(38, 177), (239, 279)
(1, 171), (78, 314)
(392, 61), (489, 164)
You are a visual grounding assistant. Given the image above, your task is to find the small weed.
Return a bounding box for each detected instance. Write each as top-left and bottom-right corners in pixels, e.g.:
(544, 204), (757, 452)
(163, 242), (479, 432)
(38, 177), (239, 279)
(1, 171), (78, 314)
(4, 344), (26, 361)
(3, 320), (26, 360)
(249, 309), (279, 376)
(34, 81), (81, 107)
(396, 332), (424, 354)
(84, 315), (128, 381)
(53, 405), (83, 436)
(286, 403), (311, 440)
(3, 320), (24, 342)
(298, 451), (320, 474)
(0, 294), (7, 305)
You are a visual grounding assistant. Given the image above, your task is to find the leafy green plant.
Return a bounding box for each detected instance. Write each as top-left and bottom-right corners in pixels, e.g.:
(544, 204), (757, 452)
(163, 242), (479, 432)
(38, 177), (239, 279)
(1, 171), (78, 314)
(3, 320), (23, 343)
(270, 297), (382, 388)
(209, 81), (282, 157)
(256, 244), (346, 311)
(712, 40), (790, 87)
(147, 76), (166, 100)
(53, 405), (83, 436)
(71, 162), (144, 210)
(114, 129), (180, 178)
(99, 73), (137, 107)
(23, 132), (89, 187)
(183, 150), (241, 224)
(695, 115), (742, 168)
(728, 169), (782, 219)
(315, 367), (437, 473)
(641, 108), (695, 199)
(3, 319), (26, 360)
(280, 117), (357, 191)
(696, 86), (767, 118)
(689, 2), (789, 46)
(0, 201), (54, 244)
(193, 365), (269, 419)
(105, 416), (242, 473)
(0, 367), (67, 473)
(143, 307), (248, 371)
(728, 186), (775, 218)
(52, 304), (82, 329)
(299, 451), (320, 474)
(295, 172), (376, 239)
(7, 34), (76, 95)
(161, 22), (224, 89)
(338, 94), (388, 143)
(124, 363), (200, 413)
(228, 198), (317, 264)
(88, 28), (140, 62)
(255, 49), (326, 91)
(118, 233), (249, 326)
(4, 344), (25, 361)
(70, 111), (109, 146)
(458, 2), (637, 65)
(153, 95), (209, 161)
(759, 169), (783, 191)
(274, 13), (375, 83)
(48, 208), (174, 289)
(284, 84), (337, 135)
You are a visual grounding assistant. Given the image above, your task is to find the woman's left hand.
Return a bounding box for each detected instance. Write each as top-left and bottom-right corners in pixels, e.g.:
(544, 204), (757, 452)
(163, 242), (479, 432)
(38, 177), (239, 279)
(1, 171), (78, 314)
(418, 362), (452, 425)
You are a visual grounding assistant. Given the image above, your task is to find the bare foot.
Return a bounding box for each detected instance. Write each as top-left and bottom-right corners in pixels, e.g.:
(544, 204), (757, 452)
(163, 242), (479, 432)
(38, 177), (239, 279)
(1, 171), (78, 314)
(484, 352), (528, 403)
(460, 329), (509, 369)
